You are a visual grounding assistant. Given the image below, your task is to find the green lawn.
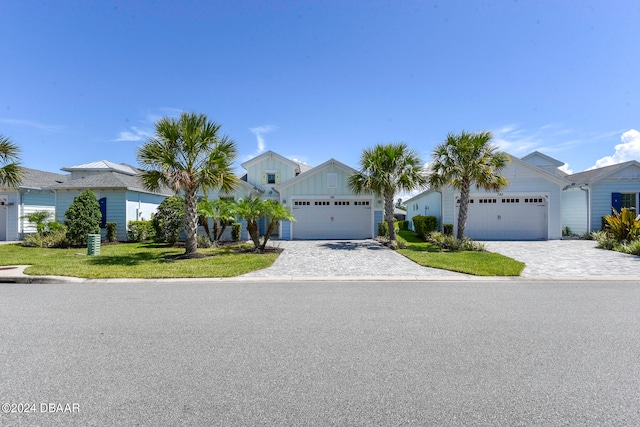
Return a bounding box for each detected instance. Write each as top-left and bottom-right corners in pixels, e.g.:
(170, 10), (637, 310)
(397, 230), (525, 276)
(0, 243), (278, 278)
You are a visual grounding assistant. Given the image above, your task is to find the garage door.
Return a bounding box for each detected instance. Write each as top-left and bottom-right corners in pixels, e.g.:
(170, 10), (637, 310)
(460, 196), (547, 240)
(292, 199), (372, 239)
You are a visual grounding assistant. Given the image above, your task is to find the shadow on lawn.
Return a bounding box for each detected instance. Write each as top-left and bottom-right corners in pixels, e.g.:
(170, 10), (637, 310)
(87, 251), (174, 266)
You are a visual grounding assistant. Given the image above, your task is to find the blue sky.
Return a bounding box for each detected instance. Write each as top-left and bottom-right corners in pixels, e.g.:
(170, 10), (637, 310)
(2, 0), (639, 182)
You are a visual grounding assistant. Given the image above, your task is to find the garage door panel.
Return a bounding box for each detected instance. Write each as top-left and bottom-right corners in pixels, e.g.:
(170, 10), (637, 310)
(292, 199), (372, 239)
(461, 196), (547, 240)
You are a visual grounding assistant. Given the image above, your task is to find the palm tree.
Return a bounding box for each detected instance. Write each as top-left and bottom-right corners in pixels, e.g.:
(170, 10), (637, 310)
(235, 196), (295, 251)
(197, 198), (237, 243)
(137, 112), (238, 257)
(428, 130), (509, 239)
(349, 143), (427, 244)
(0, 134), (23, 188)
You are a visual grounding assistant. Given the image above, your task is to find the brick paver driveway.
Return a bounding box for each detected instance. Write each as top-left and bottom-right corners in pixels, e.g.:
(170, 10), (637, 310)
(239, 239), (640, 280)
(485, 240), (640, 278)
(240, 240), (468, 279)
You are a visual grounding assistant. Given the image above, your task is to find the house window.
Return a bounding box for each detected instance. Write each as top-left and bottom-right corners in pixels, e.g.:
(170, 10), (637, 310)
(267, 173), (276, 184)
(327, 173), (337, 188)
(621, 193), (637, 211)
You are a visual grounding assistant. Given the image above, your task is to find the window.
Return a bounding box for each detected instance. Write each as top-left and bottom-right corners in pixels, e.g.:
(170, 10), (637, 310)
(327, 173), (337, 188)
(294, 201), (310, 206)
(621, 193), (637, 210)
(267, 173), (276, 184)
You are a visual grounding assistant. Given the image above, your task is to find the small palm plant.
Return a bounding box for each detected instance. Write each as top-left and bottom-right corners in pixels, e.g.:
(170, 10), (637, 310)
(604, 208), (640, 242)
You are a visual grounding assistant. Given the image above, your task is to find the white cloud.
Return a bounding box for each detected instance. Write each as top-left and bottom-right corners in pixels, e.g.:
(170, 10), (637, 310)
(0, 117), (64, 132)
(559, 163), (573, 175)
(245, 125), (277, 160)
(589, 129), (640, 169)
(114, 126), (152, 142)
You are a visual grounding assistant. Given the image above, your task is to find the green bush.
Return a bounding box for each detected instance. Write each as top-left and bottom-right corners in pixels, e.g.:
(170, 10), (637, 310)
(412, 215), (438, 239)
(426, 231), (486, 252)
(64, 190), (102, 246)
(231, 223), (241, 242)
(127, 220), (155, 242)
(619, 239), (640, 256)
(592, 231), (616, 250)
(152, 196), (185, 244)
(106, 222), (117, 242)
(378, 221), (388, 237)
(22, 226), (68, 248)
(443, 224), (454, 236)
(21, 210), (52, 235)
(397, 220), (409, 231)
(197, 234), (213, 248)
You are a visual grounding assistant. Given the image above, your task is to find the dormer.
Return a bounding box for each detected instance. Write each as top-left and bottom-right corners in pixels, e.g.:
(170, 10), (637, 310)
(240, 150), (311, 188)
(520, 151), (566, 177)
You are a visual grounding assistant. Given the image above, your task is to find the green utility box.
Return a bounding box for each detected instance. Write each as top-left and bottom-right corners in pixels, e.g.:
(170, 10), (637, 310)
(87, 234), (101, 256)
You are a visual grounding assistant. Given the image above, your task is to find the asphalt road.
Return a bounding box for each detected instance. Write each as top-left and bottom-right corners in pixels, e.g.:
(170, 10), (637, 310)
(1, 280), (639, 426)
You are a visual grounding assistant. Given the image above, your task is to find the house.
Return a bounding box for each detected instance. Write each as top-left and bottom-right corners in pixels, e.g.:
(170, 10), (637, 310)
(0, 167), (67, 241)
(406, 152), (570, 240)
(562, 160), (640, 235)
(204, 151), (384, 240)
(47, 160), (172, 241)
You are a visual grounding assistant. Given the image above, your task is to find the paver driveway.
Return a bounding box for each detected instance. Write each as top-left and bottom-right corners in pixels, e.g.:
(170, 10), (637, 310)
(240, 239), (640, 280)
(240, 240), (468, 279)
(485, 240), (640, 278)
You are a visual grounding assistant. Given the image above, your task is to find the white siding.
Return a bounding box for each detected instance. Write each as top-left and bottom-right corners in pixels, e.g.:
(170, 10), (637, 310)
(245, 156), (298, 188)
(561, 187), (588, 235)
(405, 191), (442, 231)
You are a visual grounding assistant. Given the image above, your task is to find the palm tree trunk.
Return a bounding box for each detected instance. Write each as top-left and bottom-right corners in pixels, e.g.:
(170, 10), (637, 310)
(260, 219), (275, 250)
(184, 188), (199, 256)
(247, 220), (261, 249)
(385, 190), (397, 242)
(457, 182), (471, 239)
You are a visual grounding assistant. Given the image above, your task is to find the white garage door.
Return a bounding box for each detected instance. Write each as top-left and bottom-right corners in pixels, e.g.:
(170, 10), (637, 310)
(460, 196), (547, 240)
(292, 199), (372, 239)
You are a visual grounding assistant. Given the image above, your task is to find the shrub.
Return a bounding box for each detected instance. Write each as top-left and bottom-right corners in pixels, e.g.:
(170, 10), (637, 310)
(592, 231), (616, 250)
(619, 239), (640, 256)
(603, 208), (640, 243)
(378, 221), (388, 237)
(127, 220), (155, 242)
(106, 222), (117, 242)
(152, 196), (185, 244)
(426, 231), (485, 252)
(443, 224), (454, 236)
(197, 234), (213, 248)
(22, 226), (68, 248)
(231, 223), (241, 242)
(64, 190), (102, 246)
(397, 220), (409, 231)
(412, 215), (438, 238)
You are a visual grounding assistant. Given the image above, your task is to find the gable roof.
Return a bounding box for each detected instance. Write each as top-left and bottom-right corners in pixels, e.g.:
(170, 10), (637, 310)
(241, 150), (309, 172)
(567, 160), (640, 186)
(521, 151), (565, 167)
(61, 160), (138, 176)
(274, 158), (356, 191)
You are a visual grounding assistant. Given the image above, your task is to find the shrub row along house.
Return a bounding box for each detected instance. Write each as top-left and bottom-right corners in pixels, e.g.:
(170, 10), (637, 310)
(0, 151), (385, 242)
(406, 151), (640, 240)
(2, 149), (639, 242)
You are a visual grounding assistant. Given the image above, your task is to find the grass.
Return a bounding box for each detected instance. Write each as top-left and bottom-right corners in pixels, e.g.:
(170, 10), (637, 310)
(0, 242), (278, 278)
(397, 230), (525, 276)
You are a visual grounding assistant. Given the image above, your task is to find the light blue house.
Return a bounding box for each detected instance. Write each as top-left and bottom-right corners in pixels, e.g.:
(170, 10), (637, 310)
(562, 160), (640, 234)
(0, 167), (67, 241)
(48, 160), (172, 241)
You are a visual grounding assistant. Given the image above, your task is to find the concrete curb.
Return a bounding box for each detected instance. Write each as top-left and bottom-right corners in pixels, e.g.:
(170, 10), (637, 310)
(1, 265), (639, 284)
